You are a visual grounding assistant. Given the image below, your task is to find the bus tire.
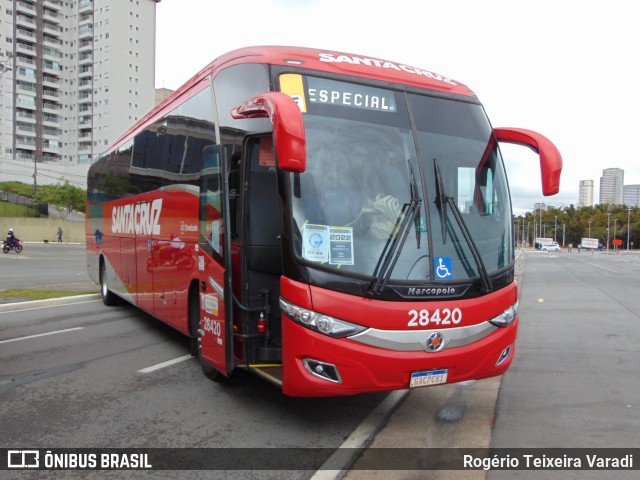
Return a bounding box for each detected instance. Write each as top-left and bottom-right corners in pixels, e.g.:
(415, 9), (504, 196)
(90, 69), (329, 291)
(100, 263), (119, 306)
(188, 285), (199, 357)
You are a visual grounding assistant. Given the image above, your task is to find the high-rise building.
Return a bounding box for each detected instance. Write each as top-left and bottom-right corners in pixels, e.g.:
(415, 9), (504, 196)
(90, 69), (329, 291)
(578, 179), (594, 207)
(0, 0), (159, 173)
(599, 168), (624, 205)
(624, 184), (640, 208)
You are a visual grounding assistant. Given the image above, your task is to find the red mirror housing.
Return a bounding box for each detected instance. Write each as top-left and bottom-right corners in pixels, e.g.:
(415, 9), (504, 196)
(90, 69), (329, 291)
(494, 127), (562, 196)
(231, 92), (306, 173)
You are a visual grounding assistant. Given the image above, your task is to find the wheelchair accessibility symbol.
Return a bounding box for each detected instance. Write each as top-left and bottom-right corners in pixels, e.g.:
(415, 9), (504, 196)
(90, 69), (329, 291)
(434, 257), (453, 279)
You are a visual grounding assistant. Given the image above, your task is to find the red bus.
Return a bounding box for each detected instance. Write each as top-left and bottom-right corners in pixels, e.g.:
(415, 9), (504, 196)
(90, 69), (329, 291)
(86, 46), (562, 397)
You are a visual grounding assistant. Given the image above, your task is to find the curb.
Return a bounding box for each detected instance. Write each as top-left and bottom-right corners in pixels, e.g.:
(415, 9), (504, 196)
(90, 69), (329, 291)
(0, 294), (101, 313)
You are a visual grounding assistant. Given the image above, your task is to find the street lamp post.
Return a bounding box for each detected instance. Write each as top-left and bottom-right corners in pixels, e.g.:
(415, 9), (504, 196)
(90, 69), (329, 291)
(628, 208), (632, 252)
(554, 215), (558, 242)
(607, 213), (612, 253)
(538, 204), (543, 243)
(614, 219), (618, 252)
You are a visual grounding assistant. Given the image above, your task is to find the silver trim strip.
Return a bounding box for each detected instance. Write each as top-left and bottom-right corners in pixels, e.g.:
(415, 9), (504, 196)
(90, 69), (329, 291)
(208, 276), (224, 297)
(348, 322), (499, 352)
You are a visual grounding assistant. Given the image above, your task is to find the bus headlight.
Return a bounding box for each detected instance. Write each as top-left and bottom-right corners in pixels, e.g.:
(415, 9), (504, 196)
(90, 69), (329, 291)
(489, 302), (518, 327)
(279, 298), (367, 338)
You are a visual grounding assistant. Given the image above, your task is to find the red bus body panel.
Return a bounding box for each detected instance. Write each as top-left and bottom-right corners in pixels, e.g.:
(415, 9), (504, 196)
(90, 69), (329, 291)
(93, 188), (200, 334)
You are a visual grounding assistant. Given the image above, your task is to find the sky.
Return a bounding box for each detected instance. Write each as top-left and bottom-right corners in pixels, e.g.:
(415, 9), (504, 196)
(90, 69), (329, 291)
(155, 0), (640, 215)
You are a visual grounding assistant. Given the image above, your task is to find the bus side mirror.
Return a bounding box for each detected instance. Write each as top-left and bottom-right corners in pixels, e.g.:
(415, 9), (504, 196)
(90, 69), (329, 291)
(494, 127), (563, 196)
(231, 92), (306, 173)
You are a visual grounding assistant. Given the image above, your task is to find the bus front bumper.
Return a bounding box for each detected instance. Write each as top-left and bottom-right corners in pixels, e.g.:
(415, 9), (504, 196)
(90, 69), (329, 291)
(281, 317), (517, 397)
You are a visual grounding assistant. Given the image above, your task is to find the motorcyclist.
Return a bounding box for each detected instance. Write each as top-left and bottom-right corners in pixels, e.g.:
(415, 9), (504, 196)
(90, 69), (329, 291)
(5, 228), (17, 248)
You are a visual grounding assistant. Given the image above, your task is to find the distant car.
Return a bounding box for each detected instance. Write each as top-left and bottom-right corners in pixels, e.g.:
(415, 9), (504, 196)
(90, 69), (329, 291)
(541, 242), (560, 252)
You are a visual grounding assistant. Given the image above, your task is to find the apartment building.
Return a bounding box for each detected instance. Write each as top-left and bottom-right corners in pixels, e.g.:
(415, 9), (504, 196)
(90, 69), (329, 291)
(0, 0), (159, 172)
(578, 179), (594, 207)
(599, 167), (624, 205)
(623, 184), (640, 208)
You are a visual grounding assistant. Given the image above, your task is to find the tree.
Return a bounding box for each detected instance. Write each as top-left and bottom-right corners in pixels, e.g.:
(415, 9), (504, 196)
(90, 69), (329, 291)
(516, 204), (639, 249)
(41, 181), (86, 219)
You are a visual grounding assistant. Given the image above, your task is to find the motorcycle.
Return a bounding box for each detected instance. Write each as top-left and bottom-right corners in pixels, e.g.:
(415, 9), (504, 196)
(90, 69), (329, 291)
(2, 239), (23, 254)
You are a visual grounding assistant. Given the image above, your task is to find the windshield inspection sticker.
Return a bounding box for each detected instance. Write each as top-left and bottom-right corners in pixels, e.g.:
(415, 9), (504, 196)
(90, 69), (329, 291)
(329, 227), (354, 265)
(434, 256), (453, 280)
(302, 224), (354, 265)
(302, 224), (329, 263)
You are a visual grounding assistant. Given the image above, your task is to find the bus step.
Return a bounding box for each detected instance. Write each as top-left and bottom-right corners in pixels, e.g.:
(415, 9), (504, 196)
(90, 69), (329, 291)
(248, 365), (283, 387)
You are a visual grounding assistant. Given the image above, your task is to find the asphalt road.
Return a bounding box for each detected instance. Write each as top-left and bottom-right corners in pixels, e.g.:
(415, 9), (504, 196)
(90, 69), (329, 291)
(489, 249), (640, 479)
(0, 299), (388, 480)
(0, 242), (98, 294)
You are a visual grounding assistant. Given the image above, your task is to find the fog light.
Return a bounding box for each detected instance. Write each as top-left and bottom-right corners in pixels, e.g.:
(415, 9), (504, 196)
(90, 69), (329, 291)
(496, 344), (512, 366)
(302, 358), (342, 383)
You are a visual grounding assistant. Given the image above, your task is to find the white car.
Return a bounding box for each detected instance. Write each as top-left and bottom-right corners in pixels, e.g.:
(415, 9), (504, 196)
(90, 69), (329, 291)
(541, 242), (560, 252)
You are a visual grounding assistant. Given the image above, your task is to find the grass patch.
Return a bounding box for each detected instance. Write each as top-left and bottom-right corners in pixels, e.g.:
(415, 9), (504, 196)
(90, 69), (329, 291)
(0, 201), (38, 217)
(0, 289), (96, 300)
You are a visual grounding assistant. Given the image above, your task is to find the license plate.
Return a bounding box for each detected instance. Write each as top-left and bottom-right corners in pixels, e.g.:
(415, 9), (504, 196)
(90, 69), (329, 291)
(409, 369), (448, 388)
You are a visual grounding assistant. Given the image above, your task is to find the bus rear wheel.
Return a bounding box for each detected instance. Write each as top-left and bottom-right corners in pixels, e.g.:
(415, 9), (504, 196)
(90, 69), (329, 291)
(100, 263), (119, 306)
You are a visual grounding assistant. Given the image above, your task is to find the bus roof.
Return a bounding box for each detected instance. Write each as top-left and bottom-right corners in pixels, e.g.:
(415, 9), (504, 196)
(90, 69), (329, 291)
(110, 46), (475, 151)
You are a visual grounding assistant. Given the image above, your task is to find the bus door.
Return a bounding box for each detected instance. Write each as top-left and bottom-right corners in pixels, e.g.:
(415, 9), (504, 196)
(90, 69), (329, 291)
(239, 136), (283, 374)
(198, 145), (234, 376)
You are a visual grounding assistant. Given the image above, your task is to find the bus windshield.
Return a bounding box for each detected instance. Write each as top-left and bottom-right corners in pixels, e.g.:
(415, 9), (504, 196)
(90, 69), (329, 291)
(286, 75), (513, 287)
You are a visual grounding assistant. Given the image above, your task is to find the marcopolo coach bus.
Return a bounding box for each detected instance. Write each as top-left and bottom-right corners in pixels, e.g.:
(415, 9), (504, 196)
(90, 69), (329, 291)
(86, 46), (562, 397)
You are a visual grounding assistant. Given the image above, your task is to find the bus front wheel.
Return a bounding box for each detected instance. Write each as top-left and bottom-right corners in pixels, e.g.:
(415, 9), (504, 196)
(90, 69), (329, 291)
(188, 286), (199, 356)
(197, 328), (227, 382)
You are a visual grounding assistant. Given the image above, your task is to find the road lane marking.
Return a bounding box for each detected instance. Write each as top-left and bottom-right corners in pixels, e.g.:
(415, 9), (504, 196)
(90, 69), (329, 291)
(138, 354), (192, 373)
(0, 297), (101, 315)
(583, 261), (618, 273)
(0, 327), (84, 344)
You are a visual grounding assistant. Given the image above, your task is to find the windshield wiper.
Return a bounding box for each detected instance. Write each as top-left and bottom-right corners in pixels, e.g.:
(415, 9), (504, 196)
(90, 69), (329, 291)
(432, 158), (492, 293)
(409, 160), (422, 249)
(433, 157), (448, 243)
(369, 160), (422, 296)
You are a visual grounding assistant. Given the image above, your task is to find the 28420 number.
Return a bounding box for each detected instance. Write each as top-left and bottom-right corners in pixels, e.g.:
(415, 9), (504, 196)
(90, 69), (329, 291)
(407, 308), (462, 327)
